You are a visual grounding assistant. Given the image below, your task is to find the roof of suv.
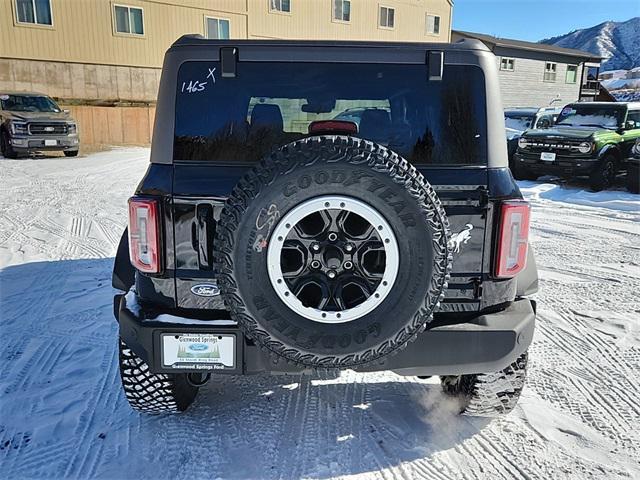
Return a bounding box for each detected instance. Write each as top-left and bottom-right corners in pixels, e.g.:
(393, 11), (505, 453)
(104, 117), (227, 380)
(170, 35), (492, 53)
(1, 91), (49, 97)
(565, 101), (640, 109)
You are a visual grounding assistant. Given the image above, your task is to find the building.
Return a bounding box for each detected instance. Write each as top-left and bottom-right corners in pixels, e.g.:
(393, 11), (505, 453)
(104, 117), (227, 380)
(0, 0), (453, 146)
(452, 30), (603, 109)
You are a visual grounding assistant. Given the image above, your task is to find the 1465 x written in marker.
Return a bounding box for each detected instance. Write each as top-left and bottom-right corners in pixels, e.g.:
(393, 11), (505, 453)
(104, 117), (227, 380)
(180, 67), (216, 94)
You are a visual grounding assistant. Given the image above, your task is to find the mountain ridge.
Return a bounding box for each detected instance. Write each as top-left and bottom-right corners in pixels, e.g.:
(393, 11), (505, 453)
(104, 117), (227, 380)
(540, 17), (640, 71)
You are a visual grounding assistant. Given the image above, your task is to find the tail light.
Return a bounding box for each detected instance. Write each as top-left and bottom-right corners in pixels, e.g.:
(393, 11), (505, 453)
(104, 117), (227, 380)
(128, 197), (161, 273)
(308, 120), (358, 135)
(495, 201), (530, 278)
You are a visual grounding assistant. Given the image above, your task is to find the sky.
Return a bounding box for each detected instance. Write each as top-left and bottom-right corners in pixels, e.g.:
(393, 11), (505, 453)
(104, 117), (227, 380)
(453, 0), (640, 42)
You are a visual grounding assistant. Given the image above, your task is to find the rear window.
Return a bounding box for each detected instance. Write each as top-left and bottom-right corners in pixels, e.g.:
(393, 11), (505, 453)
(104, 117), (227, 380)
(174, 62), (487, 165)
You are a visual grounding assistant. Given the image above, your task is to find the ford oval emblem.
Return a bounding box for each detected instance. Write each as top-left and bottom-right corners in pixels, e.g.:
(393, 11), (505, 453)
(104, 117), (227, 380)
(188, 343), (209, 352)
(191, 284), (220, 297)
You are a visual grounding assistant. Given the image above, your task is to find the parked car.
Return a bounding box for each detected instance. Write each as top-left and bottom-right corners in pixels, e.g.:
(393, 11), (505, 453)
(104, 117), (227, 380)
(0, 92), (79, 158)
(504, 107), (561, 168)
(514, 102), (640, 190)
(112, 37), (537, 417)
(626, 138), (640, 193)
(333, 107), (391, 127)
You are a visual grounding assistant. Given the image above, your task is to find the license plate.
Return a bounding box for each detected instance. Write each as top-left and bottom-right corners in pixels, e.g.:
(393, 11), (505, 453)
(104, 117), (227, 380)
(44, 139), (57, 146)
(161, 333), (235, 370)
(540, 152), (556, 161)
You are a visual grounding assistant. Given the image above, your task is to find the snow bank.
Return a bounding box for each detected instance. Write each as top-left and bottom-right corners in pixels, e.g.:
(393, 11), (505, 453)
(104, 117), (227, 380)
(518, 180), (640, 220)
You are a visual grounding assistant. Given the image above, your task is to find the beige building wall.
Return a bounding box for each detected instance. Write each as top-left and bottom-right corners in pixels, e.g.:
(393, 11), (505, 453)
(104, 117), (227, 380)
(0, 0), (248, 68)
(247, 0), (452, 42)
(0, 0), (453, 147)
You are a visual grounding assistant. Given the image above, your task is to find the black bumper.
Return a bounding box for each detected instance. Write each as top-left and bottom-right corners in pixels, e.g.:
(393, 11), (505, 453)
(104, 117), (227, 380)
(116, 294), (536, 376)
(514, 153), (599, 176)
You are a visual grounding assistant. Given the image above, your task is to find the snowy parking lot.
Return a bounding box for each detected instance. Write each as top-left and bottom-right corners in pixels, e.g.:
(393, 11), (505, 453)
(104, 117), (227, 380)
(0, 148), (639, 479)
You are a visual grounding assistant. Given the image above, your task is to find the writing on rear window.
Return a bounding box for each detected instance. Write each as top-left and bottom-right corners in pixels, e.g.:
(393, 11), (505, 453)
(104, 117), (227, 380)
(174, 62), (488, 165)
(180, 66), (217, 94)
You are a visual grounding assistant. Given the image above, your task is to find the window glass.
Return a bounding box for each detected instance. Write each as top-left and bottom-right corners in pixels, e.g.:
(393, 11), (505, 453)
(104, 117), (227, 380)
(333, 0), (350, 21)
(0, 94), (61, 113)
(500, 58), (515, 71)
(504, 113), (534, 132)
(16, 0), (35, 23)
(380, 6), (394, 28)
(130, 7), (144, 34)
(34, 0), (51, 24)
(270, 0), (290, 12)
(206, 18), (230, 39)
(426, 14), (440, 34)
(566, 65), (578, 84)
(626, 111), (640, 128)
(174, 62), (488, 166)
(556, 104), (625, 129)
(16, 0), (52, 25)
(114, 5), (143, 34)
(115, 6), (130, 33)
(544, 62), (557, 82)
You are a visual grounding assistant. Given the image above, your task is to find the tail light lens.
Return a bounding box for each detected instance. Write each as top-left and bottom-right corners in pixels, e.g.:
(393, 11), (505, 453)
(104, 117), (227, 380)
(128, 197), (160, 273)
(495, 201), (530, 278)
(308, 120), (358, 135)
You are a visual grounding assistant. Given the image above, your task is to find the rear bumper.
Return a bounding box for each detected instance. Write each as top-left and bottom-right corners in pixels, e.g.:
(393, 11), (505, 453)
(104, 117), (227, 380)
(116, 294), (536, 376)
(514, 152), (598, 176)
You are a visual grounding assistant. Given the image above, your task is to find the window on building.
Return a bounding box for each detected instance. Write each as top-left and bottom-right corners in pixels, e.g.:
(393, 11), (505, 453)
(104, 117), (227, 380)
(270, 0), (291, 13)
(544, 62), (557, 82)
(205, 17), (230, 39)
(333, 0), (351, 22)
(379, 6), (395, 28)
(114, 5), (144, 35)
(15, 0), (52, 26)
(500, 57), (515, 72)
(566, 64), (578, 84)
(426, 14), (440, 35)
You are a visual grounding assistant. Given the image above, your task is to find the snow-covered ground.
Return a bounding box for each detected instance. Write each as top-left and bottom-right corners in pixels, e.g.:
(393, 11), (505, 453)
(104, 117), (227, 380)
(1, 148), (639, 479)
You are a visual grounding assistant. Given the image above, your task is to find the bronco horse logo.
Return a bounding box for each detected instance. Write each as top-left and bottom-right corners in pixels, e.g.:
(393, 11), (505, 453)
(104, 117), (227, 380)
(450, 223), (474, 254)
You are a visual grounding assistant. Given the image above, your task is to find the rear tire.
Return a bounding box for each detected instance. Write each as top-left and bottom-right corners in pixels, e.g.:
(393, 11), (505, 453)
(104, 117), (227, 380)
(440, 353), (528, 417)
(589, 154), (617, 192)
(1, 130), (18, 159)
(118, 340), (199, 414)
(627, 162), (639, 194)
(512, 162), (538, 181)
(64, 150), (79, 157)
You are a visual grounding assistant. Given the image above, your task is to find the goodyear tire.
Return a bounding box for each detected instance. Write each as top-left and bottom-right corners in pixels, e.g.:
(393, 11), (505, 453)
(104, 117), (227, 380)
(441, 353), (528, 417)
(215, 136), (451, 369)
(118, 340), (199, 414)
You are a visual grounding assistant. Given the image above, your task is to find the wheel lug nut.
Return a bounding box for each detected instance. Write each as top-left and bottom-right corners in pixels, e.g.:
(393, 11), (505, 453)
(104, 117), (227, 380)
(343, 261), (353, 270)
(327, 270), (337, 279)
(311, 243), (320, 252)
(310, 260), (321, 269)
(328, 232), (338, 242)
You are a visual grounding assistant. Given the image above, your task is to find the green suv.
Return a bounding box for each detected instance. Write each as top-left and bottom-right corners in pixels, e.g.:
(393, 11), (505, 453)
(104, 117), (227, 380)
(513, 102), (640, 191)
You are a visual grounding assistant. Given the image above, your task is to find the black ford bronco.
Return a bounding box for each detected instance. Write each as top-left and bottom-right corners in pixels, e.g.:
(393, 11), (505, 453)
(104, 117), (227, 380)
(112, 37), (538, 416)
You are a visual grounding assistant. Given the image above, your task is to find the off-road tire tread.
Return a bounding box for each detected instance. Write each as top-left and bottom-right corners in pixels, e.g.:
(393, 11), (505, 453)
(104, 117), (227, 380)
(214, 135), (452, 369)
(441, 353), (528, 417)
(118, 340), (197, 414)
(589, 153), (617, 192)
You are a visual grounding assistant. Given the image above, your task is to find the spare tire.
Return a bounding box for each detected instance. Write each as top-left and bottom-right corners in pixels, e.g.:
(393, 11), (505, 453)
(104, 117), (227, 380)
(215, 136), (451, 368)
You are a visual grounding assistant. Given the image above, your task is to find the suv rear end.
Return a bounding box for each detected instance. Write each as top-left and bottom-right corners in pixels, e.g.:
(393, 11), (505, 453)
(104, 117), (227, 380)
(113, 38), (537, 416)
